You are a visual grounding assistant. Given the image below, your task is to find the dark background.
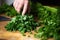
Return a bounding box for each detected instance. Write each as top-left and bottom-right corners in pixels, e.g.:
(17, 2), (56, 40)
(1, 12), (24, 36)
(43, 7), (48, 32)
(31, 0), (60, 6)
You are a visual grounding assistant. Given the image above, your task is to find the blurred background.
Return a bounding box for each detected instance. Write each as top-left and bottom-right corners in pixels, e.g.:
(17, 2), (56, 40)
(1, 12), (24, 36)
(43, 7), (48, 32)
(0, 0), (60, 6)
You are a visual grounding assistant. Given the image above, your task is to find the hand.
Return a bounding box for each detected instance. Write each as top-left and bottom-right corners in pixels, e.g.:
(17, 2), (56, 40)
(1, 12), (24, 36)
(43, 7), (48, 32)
(13, 0), (29, 15)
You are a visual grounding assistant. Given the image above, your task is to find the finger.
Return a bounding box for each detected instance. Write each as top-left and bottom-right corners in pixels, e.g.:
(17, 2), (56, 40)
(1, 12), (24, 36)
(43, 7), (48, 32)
(16, 2), (24, 13)
(13, 0), (16, 6)
(13, 0), (23, 13)
(22, 0), (28, 16)
(13, 1), (19, 13)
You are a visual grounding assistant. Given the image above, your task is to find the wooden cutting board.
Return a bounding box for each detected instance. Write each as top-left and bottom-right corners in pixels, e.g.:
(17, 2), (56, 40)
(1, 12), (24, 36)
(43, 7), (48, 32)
(0, 14), (53, 40)
(0, 21), (41, 40)
(0, 21), (54, 40)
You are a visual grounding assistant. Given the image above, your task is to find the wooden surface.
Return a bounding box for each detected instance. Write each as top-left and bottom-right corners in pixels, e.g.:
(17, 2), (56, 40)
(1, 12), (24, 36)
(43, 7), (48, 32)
(0, 15), (54, 40)
(0, 21), (54, 40)
(0, 21), (41, 40)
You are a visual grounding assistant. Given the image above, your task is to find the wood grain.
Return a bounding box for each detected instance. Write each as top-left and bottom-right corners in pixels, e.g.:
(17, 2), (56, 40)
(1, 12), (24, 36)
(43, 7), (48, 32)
(0, 21), (40, 40)
(0, 14), (54, 40)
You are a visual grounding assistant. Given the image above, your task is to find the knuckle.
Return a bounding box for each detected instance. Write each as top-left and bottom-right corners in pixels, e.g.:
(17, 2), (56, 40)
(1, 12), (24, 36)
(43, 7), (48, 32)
(25, 0), (28, 3)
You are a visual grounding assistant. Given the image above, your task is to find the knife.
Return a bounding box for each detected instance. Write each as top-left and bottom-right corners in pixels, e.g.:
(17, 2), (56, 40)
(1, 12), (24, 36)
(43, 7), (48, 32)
(0, 16), (11, 21)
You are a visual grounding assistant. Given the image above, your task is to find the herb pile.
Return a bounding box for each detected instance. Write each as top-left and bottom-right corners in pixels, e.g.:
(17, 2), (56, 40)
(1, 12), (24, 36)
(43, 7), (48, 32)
(5, 15), (39, 34)
(34, 3), (60, 40)
(0, 4), (19, 17)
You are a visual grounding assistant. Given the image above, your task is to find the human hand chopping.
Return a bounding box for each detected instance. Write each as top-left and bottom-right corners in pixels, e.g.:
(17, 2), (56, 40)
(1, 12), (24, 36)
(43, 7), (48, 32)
(13, 0), (29, 16)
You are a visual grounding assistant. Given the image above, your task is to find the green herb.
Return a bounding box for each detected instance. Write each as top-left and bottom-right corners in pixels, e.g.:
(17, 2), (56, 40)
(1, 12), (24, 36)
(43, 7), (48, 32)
(5, 15), (39, 34)
(33, 2), (60, 40)
(0, 3), (19, 17)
